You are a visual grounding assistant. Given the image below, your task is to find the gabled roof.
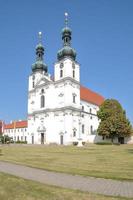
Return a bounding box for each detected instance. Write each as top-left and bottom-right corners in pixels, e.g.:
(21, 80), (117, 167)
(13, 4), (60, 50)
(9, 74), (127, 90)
(80, 85), (104, 106)
(4, 120), (27, 129)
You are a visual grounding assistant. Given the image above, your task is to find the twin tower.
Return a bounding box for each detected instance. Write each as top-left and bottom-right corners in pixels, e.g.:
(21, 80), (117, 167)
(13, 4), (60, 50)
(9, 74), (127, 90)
(31, 13), (77, 76)
(28, 13), (81, 145)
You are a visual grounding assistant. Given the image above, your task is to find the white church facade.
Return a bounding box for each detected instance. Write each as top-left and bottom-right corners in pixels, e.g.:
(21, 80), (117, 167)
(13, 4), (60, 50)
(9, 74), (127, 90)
(27, 14), (104, 145)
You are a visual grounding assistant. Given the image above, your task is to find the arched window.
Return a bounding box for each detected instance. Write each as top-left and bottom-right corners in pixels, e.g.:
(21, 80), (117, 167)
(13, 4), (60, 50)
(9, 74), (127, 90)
(41, 95), (45, 108)
(60, 69), (63, 78)
(90, 125), (93, 134)
(82, 125), (85, 134)
(73, 70), (75, 78)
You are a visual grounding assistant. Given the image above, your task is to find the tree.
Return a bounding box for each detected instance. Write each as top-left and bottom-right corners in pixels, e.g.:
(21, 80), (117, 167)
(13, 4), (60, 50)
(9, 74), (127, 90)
(0, 135), (11, 144)
(97, 99), (133, 143)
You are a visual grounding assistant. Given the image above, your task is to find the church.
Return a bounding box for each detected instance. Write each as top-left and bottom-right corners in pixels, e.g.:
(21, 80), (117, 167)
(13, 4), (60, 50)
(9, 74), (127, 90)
(3, 14), (107, 145)
(27, 13), (104, 145)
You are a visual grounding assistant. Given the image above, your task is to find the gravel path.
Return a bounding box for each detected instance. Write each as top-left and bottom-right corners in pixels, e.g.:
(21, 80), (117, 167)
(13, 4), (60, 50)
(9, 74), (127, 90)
(0, 161), (133, 198)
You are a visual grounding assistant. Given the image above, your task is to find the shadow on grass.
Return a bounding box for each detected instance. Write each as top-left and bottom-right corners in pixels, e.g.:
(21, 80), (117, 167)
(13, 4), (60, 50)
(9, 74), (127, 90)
(127, 149), (133, 154)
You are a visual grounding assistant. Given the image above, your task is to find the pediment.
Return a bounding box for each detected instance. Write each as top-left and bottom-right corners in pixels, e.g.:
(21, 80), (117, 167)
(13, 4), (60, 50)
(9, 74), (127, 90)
(36, 77), (50, 86)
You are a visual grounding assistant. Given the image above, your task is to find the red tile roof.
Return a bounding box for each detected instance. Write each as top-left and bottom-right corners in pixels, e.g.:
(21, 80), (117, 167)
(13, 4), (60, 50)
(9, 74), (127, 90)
(80, 85), (104, 106)
(4, 120), (27, 129)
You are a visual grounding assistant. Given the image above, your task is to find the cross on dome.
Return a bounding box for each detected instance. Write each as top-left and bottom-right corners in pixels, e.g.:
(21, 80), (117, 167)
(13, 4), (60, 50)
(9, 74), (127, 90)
(38, 31), (42, 44)
(64, 12), (68, 27)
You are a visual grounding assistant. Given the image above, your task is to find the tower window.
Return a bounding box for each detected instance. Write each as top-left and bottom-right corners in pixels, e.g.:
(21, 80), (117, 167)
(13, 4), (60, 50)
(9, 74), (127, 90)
(32, 81), (35, 88)
(82, 125), (85, 134)
(73, 70), (75, 78)
(60, 69), (63, 78)
(41, 95), (45, 108)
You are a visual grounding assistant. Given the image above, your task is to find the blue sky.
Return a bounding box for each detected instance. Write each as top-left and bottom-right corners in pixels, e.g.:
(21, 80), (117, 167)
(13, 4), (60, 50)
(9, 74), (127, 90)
(0, 0), (133, 123)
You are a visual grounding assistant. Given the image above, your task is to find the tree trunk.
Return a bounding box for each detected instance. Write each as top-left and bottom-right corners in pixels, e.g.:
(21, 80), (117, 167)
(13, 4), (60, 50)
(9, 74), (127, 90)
(111, 137), (113, 144)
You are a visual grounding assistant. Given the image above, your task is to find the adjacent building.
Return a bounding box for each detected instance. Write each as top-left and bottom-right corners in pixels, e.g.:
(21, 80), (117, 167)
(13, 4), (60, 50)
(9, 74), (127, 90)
(3, 120), (27, 142)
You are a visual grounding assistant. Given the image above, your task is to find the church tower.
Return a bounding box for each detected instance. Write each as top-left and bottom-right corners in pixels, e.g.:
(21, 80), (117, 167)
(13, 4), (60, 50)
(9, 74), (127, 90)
(54, 13), (80, 109)
(54, 13), (80, 82)
(28, 32), (48, 91)
(27, 33), (51, 144)
(27, 14), (84, 145)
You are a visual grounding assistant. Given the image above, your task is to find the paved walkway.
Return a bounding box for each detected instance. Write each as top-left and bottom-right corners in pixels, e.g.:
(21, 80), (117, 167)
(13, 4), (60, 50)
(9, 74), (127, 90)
(0, 161), (133, 198)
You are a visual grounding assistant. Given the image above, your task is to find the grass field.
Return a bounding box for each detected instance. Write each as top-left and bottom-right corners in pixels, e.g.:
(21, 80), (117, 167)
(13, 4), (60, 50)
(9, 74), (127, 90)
(0, 172), (131, 200)
(0, 144), (133, 181)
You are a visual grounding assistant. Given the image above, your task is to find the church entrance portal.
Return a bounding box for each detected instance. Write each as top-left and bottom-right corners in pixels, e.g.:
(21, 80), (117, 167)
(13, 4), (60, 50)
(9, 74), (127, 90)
(41, 133), (44, 144)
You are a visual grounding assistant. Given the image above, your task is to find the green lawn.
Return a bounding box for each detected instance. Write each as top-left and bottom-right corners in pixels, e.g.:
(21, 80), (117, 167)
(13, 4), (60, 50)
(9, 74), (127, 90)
(0, 144), (133, 181)
(0, 172), (131, 200)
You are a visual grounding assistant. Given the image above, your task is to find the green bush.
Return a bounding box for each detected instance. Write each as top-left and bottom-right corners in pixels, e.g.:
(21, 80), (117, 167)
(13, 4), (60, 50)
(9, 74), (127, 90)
(73, 142), (78, 146)
(96, 141), (112, 145)
(15, 141), (27, 144)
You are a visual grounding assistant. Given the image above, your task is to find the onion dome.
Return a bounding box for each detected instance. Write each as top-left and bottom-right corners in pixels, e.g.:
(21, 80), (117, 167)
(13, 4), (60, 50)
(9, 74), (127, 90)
(32, 32), (48, 73)
(57, 46), (76, 61)
(62, 27), (72, 38)
(57, 13), (77, 61)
